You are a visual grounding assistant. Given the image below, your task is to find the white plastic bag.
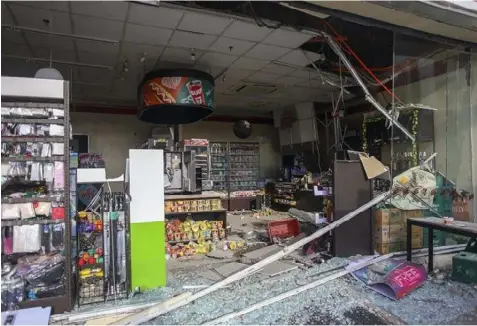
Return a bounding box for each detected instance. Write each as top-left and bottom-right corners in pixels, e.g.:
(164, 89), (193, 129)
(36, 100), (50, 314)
(2, 204), (20, 220)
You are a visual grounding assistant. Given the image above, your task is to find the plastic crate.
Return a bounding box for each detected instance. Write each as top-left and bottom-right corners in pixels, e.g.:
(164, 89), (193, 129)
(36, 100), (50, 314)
(452, 251), (477, 284)
(268, 218), (300, 241)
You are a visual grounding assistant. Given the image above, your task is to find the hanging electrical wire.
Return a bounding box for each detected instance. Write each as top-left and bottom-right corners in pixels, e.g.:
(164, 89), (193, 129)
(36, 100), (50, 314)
(247, 2), (283, 30)
(323, 21), (404, 105)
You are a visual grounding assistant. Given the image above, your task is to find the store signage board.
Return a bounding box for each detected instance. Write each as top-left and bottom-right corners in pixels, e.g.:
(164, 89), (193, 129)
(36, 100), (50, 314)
(142, 76), (214, 109)
(349, 256), (427, 300)
(137, 70), (215, 124)
(1, 77), (64, 99)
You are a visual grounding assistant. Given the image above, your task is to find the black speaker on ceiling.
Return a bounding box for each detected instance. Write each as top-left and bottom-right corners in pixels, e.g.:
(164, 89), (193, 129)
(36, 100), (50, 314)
(233, 120), (252, 139)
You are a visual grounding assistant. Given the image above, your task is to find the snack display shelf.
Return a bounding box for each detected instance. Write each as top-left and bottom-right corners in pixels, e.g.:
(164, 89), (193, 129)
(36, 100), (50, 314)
(165, 209), (227, 216)
(167, 237), (213, 245)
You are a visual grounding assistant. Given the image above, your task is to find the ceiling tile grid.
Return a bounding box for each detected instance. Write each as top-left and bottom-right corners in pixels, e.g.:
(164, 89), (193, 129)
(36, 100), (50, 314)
(13, 1), (69, 13)
(208, 37), (256, 56)
(222, 20), (273, 42)
(160, 47), (204, 65)
(168, 30), (217, 50)
(229, 57), (270, 70)
(197, 52), (238, 68)
(70, 1), (129, 21)
(245, 71), (282, 83)
(177, 11), (233, 35)
(25, 34), (75, 53)
(128, 4), (184, 29)
(260, 63), (296, 76)
(1, 1), (341, 114)
(9, 4), (72, 33)
(72, 14), (124, 40)
(124, 24), (173, 45)
(261, 28), (313, 48)
(244, 43), (292, 61)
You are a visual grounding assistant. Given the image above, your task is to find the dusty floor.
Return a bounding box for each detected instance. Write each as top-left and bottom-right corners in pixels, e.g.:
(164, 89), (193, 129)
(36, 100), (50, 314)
(55, 212), (477, 325)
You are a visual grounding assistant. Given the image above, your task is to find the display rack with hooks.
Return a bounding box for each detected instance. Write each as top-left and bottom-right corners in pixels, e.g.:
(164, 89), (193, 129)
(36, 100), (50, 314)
(1, 77), (72, 314)
(75, 177), (130, 306)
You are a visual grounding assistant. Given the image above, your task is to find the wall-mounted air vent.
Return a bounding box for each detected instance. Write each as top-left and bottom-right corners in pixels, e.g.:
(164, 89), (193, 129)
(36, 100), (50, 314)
(225, 82), (278, 96)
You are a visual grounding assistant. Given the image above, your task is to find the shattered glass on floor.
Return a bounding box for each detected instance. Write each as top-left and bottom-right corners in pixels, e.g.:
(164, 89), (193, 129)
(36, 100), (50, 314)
(58, 255), (477, 325)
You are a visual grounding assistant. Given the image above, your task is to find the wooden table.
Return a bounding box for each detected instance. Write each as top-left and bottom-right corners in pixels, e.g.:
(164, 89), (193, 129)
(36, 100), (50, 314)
(407, 217), (477, 272)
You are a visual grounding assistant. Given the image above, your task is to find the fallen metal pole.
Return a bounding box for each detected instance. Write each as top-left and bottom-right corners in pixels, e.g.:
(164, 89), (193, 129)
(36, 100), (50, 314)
(50, 300), (163, 323)
(321, 31), (415, 142)
(125, 191), (391, 325)
(113, 292), (192, 325)
(204, 253), (394, 325)
(393, 244), (466, 257)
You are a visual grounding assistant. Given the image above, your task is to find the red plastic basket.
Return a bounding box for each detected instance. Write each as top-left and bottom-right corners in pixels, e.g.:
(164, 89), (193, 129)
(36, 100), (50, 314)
(268, 218), (300, 241)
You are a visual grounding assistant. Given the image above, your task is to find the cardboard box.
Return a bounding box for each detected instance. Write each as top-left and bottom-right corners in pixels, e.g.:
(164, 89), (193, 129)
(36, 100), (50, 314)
(375, 208), (403, 226)
(410, 225), (423, 237)
(411, 235), (423, 249)
(401, 210), (425, 223)
(374, 236), (423, 254)
(374, 241), (404, 255)
(452, 198), (471, 222)
(374, 224), (406, 242)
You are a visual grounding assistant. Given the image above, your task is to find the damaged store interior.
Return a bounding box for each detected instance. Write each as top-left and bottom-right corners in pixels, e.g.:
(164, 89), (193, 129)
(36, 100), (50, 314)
(1, 1), (477, 324)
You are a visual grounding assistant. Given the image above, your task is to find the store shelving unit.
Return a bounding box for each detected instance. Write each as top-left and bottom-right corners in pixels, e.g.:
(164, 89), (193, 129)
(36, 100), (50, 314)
(181, 139), (211, 190)
(1, 77), (72, 314)
(272, 182), (298, 211)
(229, 143), (260, 191)
(209, 142), (260, 193)
(164, 194), (227, 258)
(210, 142), (228, 192)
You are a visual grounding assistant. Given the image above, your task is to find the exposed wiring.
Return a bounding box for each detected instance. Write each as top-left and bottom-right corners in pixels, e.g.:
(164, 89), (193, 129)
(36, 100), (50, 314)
(247, 2), (283, 30)
(323, 21), (404, 105)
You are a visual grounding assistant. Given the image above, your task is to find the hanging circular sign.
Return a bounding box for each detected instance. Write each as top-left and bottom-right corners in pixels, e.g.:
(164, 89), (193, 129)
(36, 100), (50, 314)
(137, 69), (215, 124)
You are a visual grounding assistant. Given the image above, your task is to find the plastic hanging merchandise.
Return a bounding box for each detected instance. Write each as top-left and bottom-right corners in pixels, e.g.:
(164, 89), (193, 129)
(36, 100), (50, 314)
(13, 225), (42, 253)
(2, 227), (14, 255)
(54, 161), (65, 190)
(2, 204), (21, 220)
(19, 203), (36, 219)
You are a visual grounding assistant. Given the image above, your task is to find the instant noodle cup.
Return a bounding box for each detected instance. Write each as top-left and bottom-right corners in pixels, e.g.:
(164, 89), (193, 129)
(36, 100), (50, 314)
(218, 228), (226, 239)
(217, 221), (224, 229)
